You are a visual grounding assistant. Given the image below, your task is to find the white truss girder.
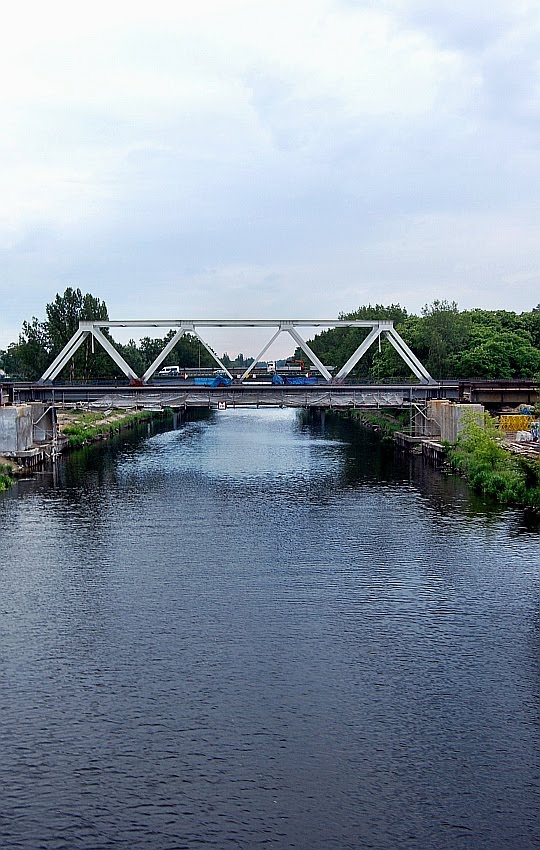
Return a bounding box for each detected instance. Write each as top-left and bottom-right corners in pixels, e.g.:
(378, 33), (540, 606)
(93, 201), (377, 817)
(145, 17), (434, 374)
(241, 328), (282, 380)
(41, 328), (90, 381)
(39, 319), (434, 384)
(142, 327), (188, 383)
(334, 326), (383, 382)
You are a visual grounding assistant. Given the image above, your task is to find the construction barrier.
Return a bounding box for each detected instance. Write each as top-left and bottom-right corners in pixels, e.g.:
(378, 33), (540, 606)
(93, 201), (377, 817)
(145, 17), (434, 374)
(499, 414), (533, 432)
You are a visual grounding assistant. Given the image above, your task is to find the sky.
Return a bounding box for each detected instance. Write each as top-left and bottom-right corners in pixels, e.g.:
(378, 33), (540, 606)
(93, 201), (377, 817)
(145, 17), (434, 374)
(1, 0), (539, 358)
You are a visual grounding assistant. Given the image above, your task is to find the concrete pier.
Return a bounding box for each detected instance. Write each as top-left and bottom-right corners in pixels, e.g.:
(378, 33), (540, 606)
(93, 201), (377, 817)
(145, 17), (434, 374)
(0, 404), (58, 465)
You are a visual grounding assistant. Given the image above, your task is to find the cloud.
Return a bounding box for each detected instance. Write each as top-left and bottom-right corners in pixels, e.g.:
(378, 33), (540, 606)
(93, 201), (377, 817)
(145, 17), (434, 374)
(0, 1), (539, 350)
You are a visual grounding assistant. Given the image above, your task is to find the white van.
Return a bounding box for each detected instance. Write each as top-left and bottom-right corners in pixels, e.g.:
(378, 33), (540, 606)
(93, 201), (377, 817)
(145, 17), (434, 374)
(158, 366), (181, 376)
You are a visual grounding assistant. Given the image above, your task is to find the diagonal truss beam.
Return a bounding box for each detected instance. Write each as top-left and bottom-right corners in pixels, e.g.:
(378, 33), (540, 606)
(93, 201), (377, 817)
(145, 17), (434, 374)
(91, 327), (140, 382)
(334, 326), (382, 383)
(284, 326), (333, 382)
(41, 328), (90, 381)
(190, 328), (234, 379)
(384, 327), (433, 383)
(142, 328), (188, 383)
(241, 328), (282, 380)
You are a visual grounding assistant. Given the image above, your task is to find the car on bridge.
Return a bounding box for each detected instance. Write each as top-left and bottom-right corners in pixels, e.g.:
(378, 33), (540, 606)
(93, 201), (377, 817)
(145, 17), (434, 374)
(157, 366), (182, 377)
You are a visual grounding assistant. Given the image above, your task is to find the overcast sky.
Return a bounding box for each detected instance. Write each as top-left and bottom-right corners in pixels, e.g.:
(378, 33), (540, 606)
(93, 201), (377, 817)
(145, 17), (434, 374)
(1, 0), (539, 357)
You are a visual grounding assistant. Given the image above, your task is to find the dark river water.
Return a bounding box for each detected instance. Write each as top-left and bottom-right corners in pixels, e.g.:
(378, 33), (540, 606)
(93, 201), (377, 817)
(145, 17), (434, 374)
(1, 409), (540, 850)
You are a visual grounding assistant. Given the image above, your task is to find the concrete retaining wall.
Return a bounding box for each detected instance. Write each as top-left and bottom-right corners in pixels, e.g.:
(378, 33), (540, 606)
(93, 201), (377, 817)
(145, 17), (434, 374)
(0, 404), (57, 455)
(0, 405), (33, 453)
(416, 401), (484, 443)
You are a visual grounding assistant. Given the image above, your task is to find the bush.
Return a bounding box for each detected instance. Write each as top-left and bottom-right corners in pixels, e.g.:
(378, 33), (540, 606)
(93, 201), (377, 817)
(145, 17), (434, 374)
(448, 412), (540, 505)
(0, 462), (14, 492)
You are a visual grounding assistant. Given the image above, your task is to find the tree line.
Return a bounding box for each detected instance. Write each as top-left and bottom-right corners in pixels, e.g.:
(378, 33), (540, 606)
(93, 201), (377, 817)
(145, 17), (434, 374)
(0, 288), (214, 380)
(295, 301), (540, 380)
(2, 290), (540, 381)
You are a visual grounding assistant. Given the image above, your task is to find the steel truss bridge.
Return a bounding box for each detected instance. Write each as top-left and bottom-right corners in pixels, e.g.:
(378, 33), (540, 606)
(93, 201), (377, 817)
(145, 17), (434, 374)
(27, 319), (537, 411)
(40, 318), (434, 385)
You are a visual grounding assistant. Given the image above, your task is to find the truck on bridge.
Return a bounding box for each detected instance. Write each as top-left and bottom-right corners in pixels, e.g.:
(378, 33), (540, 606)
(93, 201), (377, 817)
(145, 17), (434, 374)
(266, 359), (304, 373)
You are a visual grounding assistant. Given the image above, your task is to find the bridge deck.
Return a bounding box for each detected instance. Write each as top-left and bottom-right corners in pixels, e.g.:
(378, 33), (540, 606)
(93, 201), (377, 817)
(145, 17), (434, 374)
(10, 382), (460, 409)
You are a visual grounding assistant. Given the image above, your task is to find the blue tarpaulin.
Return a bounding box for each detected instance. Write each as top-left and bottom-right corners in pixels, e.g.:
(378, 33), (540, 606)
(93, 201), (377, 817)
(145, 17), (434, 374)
(284, 376), (317, 385)
(194, 375), (232, 387)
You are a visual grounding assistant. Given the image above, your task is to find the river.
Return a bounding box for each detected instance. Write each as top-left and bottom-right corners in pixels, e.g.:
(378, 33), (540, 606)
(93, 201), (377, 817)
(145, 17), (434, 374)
(1, 409), (539, 849)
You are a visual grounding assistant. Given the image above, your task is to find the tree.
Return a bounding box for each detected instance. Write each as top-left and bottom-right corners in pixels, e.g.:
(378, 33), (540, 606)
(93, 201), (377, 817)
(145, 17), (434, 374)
(46, 288), (108, 353)
(45, 288), (113, 380)
(419, 300), (470, 378)
(0, 345), (24, 378)
(369, 314), (424, 380)
(138, 331), (213, 371)
(14, 318), (52, 380)
(296, 304), (409, 379)
(449, 330), (540, 378)
(117, 340), (146, 378)
(521, 308), (540, 349)
(14, 288), (114, 380)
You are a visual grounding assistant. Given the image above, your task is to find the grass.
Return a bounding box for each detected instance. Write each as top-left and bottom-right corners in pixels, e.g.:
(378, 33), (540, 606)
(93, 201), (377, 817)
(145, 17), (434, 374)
(61, 409), (163, 448)
(349, 408), (410, 442)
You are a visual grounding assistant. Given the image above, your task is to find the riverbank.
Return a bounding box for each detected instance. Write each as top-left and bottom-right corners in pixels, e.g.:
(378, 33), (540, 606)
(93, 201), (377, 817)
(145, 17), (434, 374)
(446, 413), (540, 509)
(346, 408), (410, 442)
(56, 407), (170, 448)
(335, 407), (540, 510)
(0, 407), (173, 491)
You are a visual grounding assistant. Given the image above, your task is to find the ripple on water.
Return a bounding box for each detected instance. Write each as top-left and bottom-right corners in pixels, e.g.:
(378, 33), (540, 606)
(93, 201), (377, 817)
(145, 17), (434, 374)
(1, 409), (539, 849)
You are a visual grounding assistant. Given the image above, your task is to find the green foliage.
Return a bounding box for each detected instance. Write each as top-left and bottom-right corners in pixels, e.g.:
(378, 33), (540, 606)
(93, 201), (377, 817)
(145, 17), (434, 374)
(16, 317), (51, 379)
(297, 304), (409, 380)
(445, 309), (540, 378)
(419, 300), (471, 378)
(13, 288), (112, 380)
(12, 289), (216, 380)
(369, 315), (424, 380)
(61, 410), (158, 448)
(222, 352), (253, 369)
(447, 412), (540, 505)
(137, 331), (213, 371)
(350, 408), (409, 441)
(9, 295), (540, 384)
(0, 462), (14, 492)
(0, 344), (24, 378)
(46, 289), (108, 352)
(303, 302), (540, 382)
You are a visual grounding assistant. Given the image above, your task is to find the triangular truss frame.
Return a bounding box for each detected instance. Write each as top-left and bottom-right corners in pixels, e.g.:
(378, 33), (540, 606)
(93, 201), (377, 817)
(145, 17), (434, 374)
(40, 319), (434, 384)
